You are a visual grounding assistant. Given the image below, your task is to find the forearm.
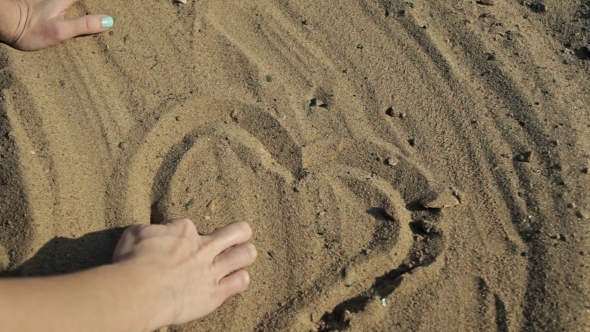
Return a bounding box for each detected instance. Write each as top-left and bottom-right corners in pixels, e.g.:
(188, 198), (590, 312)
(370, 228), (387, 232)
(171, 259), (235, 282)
(0, 262), (169, 332)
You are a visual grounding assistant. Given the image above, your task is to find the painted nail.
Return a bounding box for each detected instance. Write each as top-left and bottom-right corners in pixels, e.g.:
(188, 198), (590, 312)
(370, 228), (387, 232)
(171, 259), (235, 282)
(102, 16), (114, 29)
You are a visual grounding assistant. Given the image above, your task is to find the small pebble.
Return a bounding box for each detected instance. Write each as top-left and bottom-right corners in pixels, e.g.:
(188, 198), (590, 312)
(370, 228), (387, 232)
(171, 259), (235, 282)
(385, 157), (399, 166)
(516, 151), (533, 163)
(408, 138), (416, 147)
(529, 3), (547, 13)
(175, 116), (182, 121)
(340, 310), (352, 323)
(576, 210), (589, 220)
(118, 141), (127, 149)
(206, 199), (217, 212)
(385, 106), (395, 117)
(316, 226), (325, 235)
(478, 0), (494, 6)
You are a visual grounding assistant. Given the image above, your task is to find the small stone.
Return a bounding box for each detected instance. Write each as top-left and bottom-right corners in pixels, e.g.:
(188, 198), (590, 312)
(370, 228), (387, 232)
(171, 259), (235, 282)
(345, 280), (356, 287)
(567, 203), (577, 209)
(342, 267), (357, 287)
(316, 225), (325, 235)
(385, 157), (399, 166)
(175, 116), (182, 121)
(408, 138), (416, 147)
(529, 3), (547, 13)
(576, 210), (589, 220)
(478, 0), (494, 6)
(385, 106), (395, 117)
(230, 110), (239, 120)
(399, 112), (406, 119)
(341, 310), (352, 323)
(419, 187), (461, 209)
(318, 211), (326, 217)
(516, 151), (533, 163)
(309, 98), (328, 108)
(206, 199), (217, 212)
(582, 167), (589, 174)
(118, 141), (127, 149)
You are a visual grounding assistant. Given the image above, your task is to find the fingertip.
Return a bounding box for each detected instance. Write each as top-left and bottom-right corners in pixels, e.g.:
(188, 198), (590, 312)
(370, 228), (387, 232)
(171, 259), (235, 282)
(220, 269), (251, 296)
(101, 16), (114, 29)
(244, 242), (258, 262)
(233, 221), (252, 238)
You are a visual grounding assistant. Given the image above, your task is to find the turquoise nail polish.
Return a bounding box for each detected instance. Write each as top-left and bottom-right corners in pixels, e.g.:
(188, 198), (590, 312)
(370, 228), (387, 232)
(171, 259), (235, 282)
(102, 16), (114, 29)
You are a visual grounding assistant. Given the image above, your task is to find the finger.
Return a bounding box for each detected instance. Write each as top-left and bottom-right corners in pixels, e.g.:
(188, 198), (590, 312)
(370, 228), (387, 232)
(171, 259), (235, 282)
(218, 269), (251, 298)
(213, 242), (257, 277)
(204, 221), (252, 255)
(54, 15), (114, 42)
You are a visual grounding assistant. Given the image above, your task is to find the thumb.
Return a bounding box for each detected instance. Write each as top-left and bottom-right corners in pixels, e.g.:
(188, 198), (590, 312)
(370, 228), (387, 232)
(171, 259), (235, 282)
(54, 15), (114, 42)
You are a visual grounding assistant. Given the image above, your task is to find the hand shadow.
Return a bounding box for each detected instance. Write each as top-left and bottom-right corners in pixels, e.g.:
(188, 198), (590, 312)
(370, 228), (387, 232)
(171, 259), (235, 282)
(0, 227), (126, 277)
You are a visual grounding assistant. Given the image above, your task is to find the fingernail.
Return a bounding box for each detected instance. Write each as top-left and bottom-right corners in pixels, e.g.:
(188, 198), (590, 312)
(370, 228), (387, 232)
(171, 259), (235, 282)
(102, 16), (114, 29)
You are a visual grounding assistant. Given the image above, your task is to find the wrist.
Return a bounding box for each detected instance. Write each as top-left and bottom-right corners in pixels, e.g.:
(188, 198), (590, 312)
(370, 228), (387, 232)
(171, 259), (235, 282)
(114, 260), (178, 331)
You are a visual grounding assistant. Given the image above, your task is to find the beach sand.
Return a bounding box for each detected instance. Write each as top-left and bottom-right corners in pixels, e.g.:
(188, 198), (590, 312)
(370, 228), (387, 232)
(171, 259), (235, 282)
(1, 0), (589, 330)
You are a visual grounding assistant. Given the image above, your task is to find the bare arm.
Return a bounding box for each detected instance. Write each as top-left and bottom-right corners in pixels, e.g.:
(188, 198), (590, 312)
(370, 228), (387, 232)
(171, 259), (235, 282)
(0, 0), (113, 51)
(0, 219), (257, 332)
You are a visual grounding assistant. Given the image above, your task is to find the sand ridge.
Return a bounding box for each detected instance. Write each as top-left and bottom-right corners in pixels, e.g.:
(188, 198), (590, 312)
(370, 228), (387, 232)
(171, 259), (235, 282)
(1, 0), (589, 331)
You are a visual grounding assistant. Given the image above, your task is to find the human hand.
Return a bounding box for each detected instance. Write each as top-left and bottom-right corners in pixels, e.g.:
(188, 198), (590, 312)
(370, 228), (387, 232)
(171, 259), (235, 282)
(0, 0), (113, 51)
(112, 219), (257, 329)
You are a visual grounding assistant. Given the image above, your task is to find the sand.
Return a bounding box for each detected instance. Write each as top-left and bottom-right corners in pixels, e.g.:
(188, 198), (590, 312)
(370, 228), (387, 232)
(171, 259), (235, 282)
(1, 0), (589, 330)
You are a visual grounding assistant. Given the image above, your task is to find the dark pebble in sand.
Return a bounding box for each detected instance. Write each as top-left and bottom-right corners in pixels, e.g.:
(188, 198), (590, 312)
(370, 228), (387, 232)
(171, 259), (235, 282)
(529, 3), (548, 13)
(477, 0), (494, 6)
(516, 151), (533, 163)
(386, 106), (395, 117)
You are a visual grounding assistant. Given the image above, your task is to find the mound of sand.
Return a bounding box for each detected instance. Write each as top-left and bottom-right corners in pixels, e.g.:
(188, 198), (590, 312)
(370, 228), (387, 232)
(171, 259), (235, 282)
(1, 0), (589, 330)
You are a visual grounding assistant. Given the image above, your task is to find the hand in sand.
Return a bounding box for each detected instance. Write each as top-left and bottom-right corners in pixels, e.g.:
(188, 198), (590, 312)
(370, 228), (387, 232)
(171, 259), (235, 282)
(114, 218), (258, 327)
(0, 0), (114, 51)
(0, 219), (257, 331)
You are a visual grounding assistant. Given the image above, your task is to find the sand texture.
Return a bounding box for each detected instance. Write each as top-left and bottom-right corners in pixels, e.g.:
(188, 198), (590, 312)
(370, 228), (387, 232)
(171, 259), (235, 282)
(1, 0), (590, 331)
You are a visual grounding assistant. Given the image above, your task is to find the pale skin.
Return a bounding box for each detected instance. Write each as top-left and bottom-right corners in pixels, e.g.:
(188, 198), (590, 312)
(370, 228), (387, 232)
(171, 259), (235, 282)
(0, 219), (257, 331)
(0, 0), (112, 50)
(0, 1), (258, 331)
